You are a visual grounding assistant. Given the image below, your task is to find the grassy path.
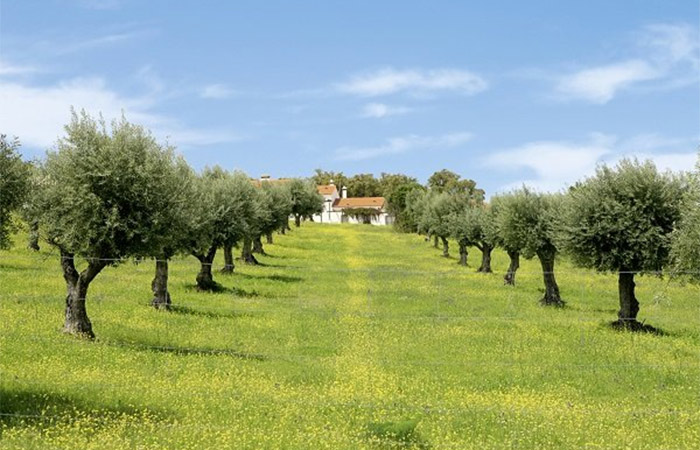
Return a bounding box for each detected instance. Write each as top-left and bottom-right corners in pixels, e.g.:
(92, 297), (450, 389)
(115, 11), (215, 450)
(1, 224), (699, 448)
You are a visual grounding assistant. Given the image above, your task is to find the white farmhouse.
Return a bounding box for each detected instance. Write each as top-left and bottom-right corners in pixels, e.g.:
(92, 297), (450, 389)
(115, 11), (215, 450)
(313, 183), (394, 225)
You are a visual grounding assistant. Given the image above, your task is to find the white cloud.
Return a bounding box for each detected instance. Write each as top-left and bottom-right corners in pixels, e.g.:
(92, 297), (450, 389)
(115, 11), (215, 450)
(0, 61), (37, 76)
(484, 133), (698, 193)
(0, 76), (241, 150)
(556, 60), (659, 103)
(200, 84), (238, 99)
(337, 67), (487, 97)
(554, 23), (699, 103)
(360, 102), (412, 118)
(335, 132), (473, 161)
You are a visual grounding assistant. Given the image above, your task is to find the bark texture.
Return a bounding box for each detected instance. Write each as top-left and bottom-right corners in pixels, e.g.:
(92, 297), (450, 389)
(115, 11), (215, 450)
(441, 236), (449, 257)
(504, 250), (520, 286)
(537, 251), (564, 306)
(220, 244), (234, 274)
(615, 272), (640, 327)
(194, 245), (217, 291)
(477, 244), (493, 273)
(458, 241), (468, 266)
(61, 250), (106, 338)
(253, 235), (266, 255)
(151, 259), (171, 310)
(241, 237), (259, 265)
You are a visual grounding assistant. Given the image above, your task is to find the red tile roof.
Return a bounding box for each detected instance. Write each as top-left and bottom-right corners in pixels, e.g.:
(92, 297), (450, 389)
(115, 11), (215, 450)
(334, 197), (386, 209)
(317, 185), (338, 195)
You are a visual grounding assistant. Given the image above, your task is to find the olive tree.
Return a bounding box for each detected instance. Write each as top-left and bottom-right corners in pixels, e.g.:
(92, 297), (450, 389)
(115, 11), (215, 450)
(190, 168), (257, 284)
(418, 192), (457, 257)
(562, 159), (685, 329)
(0, 135), (29, 250)
(490, 194), (522, 285)
(38, 111), (190, 337)
(147, 159), (196, 310)
(671, 159), (700, 280)
(255, 182), (293, 251)
(448, 205), (497, 272)
(498, 187), (564, 306)
(289, 178), (323, 227)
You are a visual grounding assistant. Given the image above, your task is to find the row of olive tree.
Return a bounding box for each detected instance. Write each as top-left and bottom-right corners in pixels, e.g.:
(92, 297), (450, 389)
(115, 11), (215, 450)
(402, 159), (697, 330)
(1, 111), (323, 338)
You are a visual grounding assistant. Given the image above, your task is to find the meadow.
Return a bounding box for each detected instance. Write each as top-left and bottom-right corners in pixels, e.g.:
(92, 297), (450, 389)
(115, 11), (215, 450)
(0, 223), (698, 449)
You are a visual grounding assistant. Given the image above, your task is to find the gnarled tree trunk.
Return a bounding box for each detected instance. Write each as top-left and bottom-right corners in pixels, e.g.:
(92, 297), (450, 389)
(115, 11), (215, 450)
(504, 250), (520, 285)
(220, 243), (234, 274)
(266, 232), (274, 244)
(27, 221), (40, 251)
(253, 235), (266, 255)
(458, 241), (468, 266)
(441, 236), (449, 257)
(477, 243), (493, 273)
(193, 245), (217, 291)
(615, 272), (640, 328)
(241, 237), (259, 265)
(537, 251), (564, 306)
(61, 250), (107, 338)
(151, 259), (171, 310)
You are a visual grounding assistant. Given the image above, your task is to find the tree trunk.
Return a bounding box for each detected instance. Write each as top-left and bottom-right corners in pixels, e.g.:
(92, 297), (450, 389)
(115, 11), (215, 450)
(504, 250), (520, 286)
(194, 245), (217, 291)
(537, 251), (564, 306)
(477, 244), (493, 273)
(458, 241), (468, 266)
(294, 214), (301, 227)
(615, 272), (640, 327)
(220, 243), (234, 274)
(27, 221), (40, 251)
(266, 232), (273, 244)
(441, 236), (449, 257)
(280, 226), (286, 235)
(241, 237), (259, 265)
(433, 235), (439, 248)
(253, 235), (266, 255)
(151, 259), (171, 310)
(61, 251), (106, 338)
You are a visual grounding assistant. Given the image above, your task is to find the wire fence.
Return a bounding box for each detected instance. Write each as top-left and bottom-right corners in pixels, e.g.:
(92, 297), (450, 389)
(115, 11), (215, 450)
(1, 250), (699, 447)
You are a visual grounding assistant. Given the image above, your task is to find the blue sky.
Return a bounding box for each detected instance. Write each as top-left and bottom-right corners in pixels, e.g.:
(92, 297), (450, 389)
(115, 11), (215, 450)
(1, 0), (698, 195)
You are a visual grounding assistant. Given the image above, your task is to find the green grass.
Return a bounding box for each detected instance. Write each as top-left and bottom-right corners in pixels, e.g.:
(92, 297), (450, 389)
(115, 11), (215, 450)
(1, 223), (698, 449)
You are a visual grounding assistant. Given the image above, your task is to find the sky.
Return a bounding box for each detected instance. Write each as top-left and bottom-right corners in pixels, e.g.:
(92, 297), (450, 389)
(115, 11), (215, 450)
(0, 0), (698, 195)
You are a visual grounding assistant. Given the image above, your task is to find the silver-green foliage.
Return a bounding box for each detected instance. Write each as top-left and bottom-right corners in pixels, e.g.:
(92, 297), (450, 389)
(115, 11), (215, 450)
(39, 111), (195, 260)
(0, 135), (29, 249)
(671, 156), (700, 279)
(562, 159), (685, 273)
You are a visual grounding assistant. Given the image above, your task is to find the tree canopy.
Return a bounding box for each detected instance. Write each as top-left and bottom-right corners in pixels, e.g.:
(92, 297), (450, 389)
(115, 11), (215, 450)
(671, 157), (700, 280)
(0, 135), (29, 250)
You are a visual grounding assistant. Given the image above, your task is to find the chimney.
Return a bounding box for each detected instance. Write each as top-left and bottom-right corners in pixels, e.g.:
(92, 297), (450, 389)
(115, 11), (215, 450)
(341, 186), (347, 199)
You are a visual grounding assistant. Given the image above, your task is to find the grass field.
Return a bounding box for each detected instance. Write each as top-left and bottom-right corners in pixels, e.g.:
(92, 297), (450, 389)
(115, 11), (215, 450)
(1, 223), (699, 449)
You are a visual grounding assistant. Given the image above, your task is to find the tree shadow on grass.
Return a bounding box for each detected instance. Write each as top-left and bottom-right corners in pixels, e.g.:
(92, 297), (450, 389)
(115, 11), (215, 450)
(182, 283), (260, 298)
(230, 272), (304, 283)
(169, 304), (257, 319)
(609, 320), (667, 336)
(0, 387), (169, 430)
(100, 338), (267, 361)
